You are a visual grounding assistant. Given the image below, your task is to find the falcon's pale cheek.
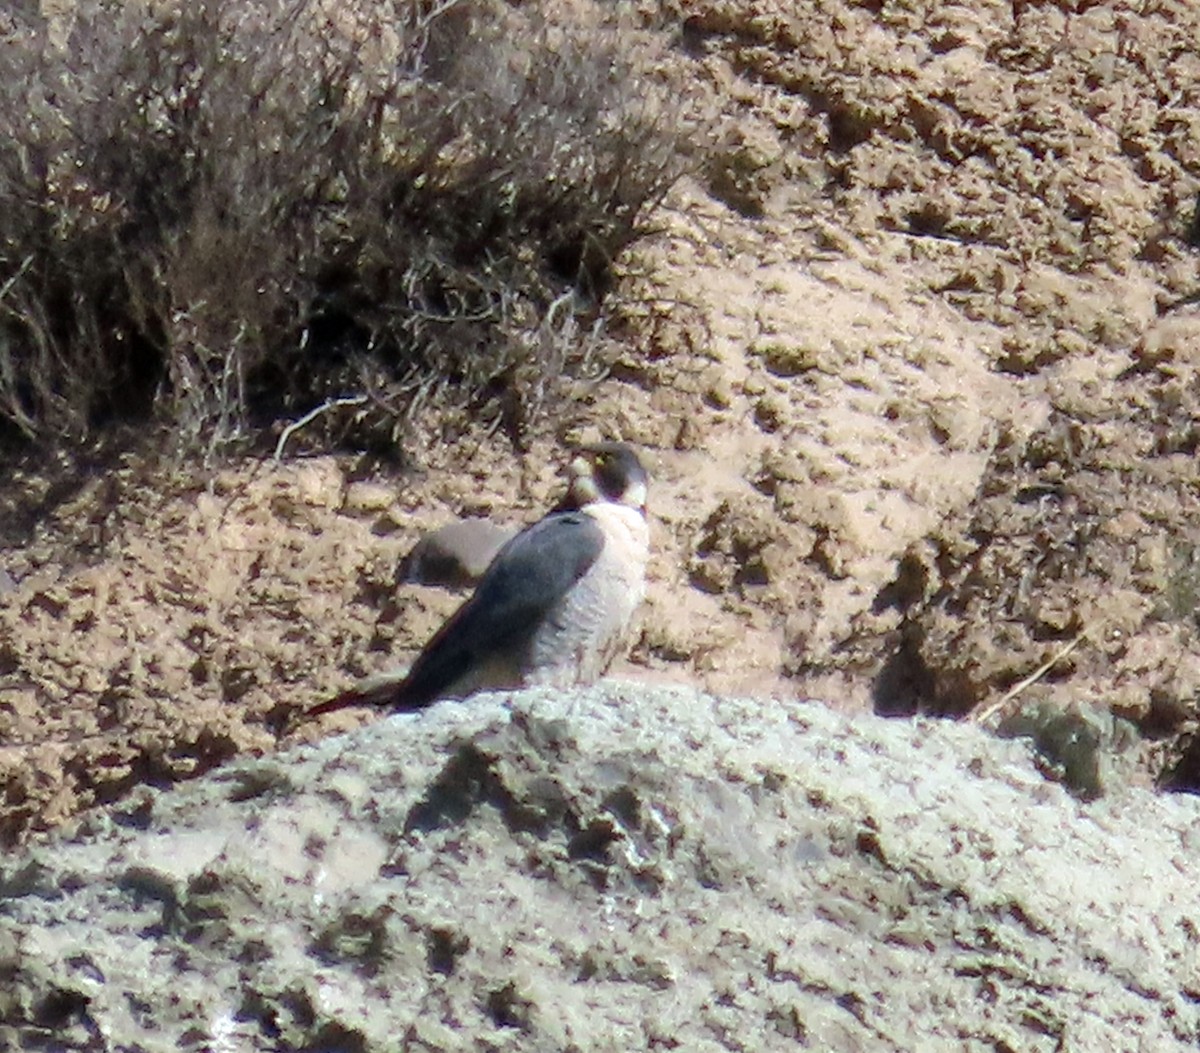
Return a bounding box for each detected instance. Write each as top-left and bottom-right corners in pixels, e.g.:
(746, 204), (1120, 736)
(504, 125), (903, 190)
(621, 480), (647, 510)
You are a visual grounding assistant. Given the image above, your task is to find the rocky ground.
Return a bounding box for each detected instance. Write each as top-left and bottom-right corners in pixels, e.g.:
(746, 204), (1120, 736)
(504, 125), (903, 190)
(3, 0), (1200, 840)
(6, 683), (1200, 1052)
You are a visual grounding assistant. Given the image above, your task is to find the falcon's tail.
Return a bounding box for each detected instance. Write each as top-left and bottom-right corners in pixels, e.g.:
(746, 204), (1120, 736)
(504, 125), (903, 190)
(306, 668), (411, 719)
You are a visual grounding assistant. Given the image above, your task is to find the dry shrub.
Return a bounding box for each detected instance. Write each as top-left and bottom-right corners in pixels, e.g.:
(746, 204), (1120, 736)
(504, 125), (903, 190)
(0, 0), (684, 458)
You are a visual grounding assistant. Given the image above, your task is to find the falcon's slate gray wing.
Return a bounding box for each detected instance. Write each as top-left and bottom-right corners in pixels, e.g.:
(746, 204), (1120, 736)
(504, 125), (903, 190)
(390, 511), (606, 709)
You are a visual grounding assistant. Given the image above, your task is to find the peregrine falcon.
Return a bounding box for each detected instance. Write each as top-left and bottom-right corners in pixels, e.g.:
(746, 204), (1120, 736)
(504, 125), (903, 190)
(310, 442), (649, 716)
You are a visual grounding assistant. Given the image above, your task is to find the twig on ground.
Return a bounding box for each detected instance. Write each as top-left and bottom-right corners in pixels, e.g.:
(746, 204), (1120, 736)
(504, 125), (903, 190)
(273, 395), (368, 462)
(972, 629), (1088, 725)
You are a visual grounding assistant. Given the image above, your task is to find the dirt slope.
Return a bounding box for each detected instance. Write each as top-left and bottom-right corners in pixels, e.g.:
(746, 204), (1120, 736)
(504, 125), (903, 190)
(3, 0), (1200, 840)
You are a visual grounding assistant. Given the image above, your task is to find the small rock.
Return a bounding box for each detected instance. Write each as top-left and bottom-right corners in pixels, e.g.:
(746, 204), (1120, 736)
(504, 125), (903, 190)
(343, 482), (396, 514)
(398, 519), (518, 589)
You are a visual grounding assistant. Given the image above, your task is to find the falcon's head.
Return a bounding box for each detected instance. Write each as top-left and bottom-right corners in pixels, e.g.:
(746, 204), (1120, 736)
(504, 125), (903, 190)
(562, 442), (648, 512)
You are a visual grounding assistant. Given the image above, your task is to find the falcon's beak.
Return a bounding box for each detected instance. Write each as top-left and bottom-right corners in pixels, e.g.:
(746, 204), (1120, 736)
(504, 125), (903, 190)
(565, 454), (602, 505)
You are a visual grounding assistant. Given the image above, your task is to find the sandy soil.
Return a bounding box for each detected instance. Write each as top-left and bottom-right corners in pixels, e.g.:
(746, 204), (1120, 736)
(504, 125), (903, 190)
(3, 0), (1200, 842)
